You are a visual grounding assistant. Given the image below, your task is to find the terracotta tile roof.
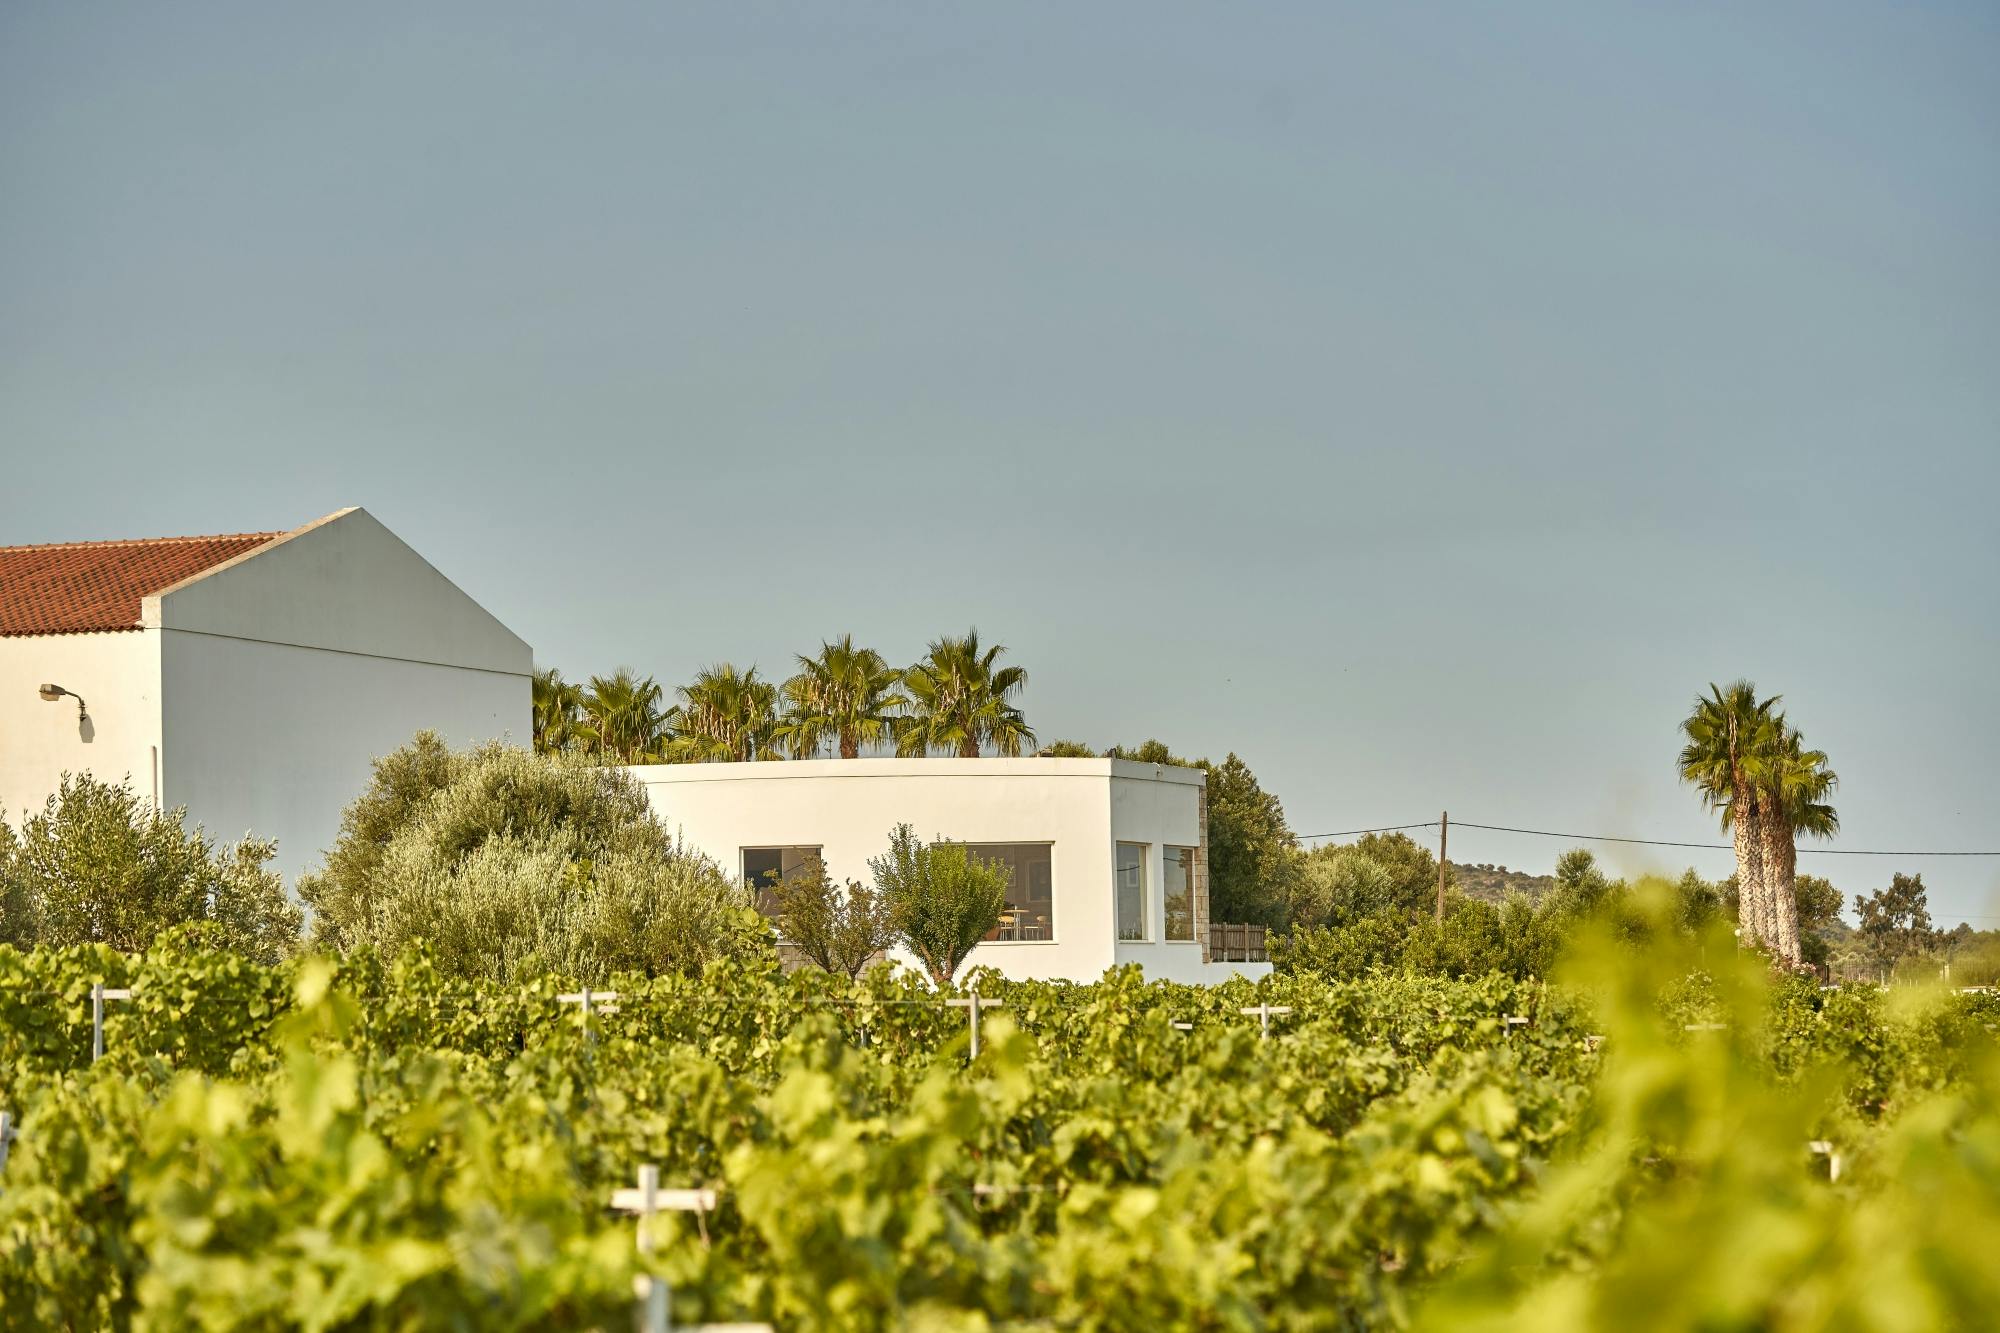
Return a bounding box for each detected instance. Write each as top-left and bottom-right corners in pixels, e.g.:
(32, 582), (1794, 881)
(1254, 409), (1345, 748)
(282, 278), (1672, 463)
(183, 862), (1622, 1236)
(0, 530), (284, 637)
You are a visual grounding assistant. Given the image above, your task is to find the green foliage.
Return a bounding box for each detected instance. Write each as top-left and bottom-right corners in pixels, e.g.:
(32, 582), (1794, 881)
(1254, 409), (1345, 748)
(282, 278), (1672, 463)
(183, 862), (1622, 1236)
(1855, 872), (1937, 974)
(1292, 834), (1446, 928)
(0, 774), (299, 962)
(1036, 739), (1099, 758)
(296, 729), (458, 944)
(869, 824), (1009, 986)
(1207, 753), (1297, 927)
(531, 665), (590, 754)
(0, 933), (1993, 1329)
(667, 663), (782, 762)
(582, 667), (672, 762)
(774, 635), (905, 760)
(1276, 859), (1733, 985)
(300, 737), (759, 983)
(895, 630), (1033, 758)
(772, 855), (896, 978)
(1417, 891), (2000, 1331)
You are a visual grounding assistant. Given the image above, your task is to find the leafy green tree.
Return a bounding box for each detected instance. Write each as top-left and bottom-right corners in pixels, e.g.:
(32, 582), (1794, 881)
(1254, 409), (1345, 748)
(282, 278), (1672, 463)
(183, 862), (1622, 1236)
(1349, 831), (1449, 915)
(1855, 872), (1936, 977)
(776, 636), (905, 759)
(1106, 739), (1182, 764)
(1202, 753), (1298, 927)
(301, 737), (758, 981)
(895, 631), (1034, 758)
(0, 819), (24, 945)
(772, 854), (896, 977)
(668, 663), (782, 762)
(869, 823), (1009, 986)
(1036, 739), (1099, 758)
(1790, 872), (1843, 970)
(1290, 846), (1399, 928)
(582, 668), (671, 762)
(531, 666), (588, 754)
(0, 774), (299, 962)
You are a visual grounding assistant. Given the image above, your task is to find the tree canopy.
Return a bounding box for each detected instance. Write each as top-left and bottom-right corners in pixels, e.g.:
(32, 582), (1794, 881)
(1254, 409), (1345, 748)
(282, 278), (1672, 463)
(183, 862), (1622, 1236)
(300, 735), (760, 983)
(0, 774), (300, 963)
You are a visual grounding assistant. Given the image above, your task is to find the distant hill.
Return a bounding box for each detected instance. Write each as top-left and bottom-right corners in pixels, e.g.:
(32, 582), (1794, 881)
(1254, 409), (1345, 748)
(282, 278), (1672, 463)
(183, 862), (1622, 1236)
(1448, 861), (1555, 906)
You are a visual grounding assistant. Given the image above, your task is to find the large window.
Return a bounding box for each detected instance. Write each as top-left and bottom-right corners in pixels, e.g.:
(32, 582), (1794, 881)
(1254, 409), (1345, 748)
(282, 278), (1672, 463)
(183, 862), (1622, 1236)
(1116, 842), (1148, 941)
(741, 845), (823, 916)
(1163, 845), (1197, 941)
(964, 842), (1054, 942)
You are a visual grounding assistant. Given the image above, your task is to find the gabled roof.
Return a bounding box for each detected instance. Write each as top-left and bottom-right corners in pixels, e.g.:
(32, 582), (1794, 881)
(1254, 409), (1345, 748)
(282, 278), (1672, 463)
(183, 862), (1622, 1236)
(0, 529), (285, 637)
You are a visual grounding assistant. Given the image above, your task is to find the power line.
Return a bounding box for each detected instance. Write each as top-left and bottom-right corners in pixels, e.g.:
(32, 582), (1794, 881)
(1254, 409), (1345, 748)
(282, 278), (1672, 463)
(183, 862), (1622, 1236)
(1295, 822), (1439, 840)
(1298, 819), (2000, 857)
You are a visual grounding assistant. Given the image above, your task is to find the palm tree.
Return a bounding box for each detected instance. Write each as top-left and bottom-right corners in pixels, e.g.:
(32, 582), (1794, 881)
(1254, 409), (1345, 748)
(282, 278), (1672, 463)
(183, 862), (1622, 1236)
(895, 630), (1034, 758)
(667, 663), (782, 762)
(531, 667), (587, 754)
(1678, 681), (1780, 949)
(1753, 723), (1839, 966)
(582, 669), (670, 763)
(775, 636), (905, 759)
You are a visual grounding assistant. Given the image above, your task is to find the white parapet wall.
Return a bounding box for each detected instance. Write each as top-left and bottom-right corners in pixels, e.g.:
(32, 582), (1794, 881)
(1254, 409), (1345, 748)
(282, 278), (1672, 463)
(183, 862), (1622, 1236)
(624, 756), (1272, 985)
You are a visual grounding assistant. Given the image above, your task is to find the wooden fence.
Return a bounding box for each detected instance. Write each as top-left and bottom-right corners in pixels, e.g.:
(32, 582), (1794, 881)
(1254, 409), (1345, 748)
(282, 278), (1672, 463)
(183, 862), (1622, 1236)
(1208, 923), (1268, 963)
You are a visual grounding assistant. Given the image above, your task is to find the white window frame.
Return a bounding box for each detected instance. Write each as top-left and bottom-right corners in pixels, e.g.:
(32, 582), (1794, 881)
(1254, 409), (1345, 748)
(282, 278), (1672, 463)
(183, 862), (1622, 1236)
(1116, 841), (1149, 942)
(1163, 844), (1199, 943)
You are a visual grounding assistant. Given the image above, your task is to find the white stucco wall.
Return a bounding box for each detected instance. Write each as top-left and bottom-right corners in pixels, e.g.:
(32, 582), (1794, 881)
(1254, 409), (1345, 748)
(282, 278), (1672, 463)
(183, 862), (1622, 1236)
(627, 757), (1266, 985)
(149, 508), (533, 880)
(0, 631), (163, 826)
(158, 636), (527, 878)
(153, 506), (536, 872)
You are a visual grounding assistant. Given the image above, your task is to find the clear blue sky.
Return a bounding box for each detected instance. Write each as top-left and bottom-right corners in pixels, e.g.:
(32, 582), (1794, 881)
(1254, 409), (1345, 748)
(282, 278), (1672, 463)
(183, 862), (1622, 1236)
(3, 3), (1995, 924)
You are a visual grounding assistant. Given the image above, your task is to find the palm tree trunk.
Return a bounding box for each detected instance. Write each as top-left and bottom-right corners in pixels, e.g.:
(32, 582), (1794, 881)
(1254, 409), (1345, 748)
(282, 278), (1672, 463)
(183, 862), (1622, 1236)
(1732, 778), (1767, 949)
(1759, 799), (1801, 965)
(840, 731), (859, 760)
(958, 736), (980, 759)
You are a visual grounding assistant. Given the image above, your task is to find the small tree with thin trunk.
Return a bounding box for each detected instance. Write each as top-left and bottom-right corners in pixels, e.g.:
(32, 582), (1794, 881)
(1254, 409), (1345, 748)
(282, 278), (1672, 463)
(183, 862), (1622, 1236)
(772, 854), (896, 977)
(869, 823), (1009, 987)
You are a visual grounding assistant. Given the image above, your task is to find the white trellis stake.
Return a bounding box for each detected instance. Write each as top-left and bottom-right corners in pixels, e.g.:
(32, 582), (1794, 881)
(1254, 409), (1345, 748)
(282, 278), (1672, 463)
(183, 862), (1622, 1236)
(557, 989), (620, 1041)
(946, 988), (1004, 1059)
(1808, 1139), (1843, 1182)
(1239, 1004), (1293, 1039)
(1171, 1021), (1194, 1031)
(0, 1110), (14, 1177)
(1503, 1015), (1531, 1031)
(610, 1166), (762, 1333)
(1682, 1022), (1728, 1034)
(91, 984), (133, 1062)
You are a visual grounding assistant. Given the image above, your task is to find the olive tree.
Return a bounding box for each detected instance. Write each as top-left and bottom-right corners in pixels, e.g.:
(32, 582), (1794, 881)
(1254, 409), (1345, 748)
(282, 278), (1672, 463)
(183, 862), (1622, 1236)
(0, 774), (300, 962)
(301, 734), (763, 983)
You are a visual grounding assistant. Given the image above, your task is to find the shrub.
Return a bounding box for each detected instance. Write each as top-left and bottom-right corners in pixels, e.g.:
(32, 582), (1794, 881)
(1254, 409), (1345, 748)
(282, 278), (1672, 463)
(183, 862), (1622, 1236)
(772, 854), (896, 978)
(0, 774), (299, 963)
(870, 824), (1008, 987)
(302, 736), (762, 983)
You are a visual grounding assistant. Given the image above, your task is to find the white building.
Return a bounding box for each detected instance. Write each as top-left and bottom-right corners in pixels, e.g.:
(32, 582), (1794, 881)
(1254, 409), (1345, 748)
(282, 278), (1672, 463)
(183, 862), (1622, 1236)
(628, 757), (1271, 984)
(0, 507), (532, 879)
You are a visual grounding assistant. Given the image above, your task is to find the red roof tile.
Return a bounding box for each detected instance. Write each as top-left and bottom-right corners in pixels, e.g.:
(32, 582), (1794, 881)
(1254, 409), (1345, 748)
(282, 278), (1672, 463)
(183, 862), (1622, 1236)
(0, 531), (284, 637)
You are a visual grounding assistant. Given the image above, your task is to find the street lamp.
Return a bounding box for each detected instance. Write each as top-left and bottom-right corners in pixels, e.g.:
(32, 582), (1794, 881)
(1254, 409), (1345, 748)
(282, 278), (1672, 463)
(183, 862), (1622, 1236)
(38, 683), (87, 720)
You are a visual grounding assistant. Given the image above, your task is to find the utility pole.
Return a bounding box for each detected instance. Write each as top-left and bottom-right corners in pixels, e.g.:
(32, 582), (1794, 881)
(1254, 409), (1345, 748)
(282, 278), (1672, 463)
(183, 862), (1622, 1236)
(1436, 811), (1448, 922)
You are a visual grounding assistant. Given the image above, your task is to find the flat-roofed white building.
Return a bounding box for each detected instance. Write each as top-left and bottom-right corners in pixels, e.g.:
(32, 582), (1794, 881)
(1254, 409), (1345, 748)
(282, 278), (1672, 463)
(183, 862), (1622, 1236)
(627, 756), (1271, 984)
(0, 507), (532, 880)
